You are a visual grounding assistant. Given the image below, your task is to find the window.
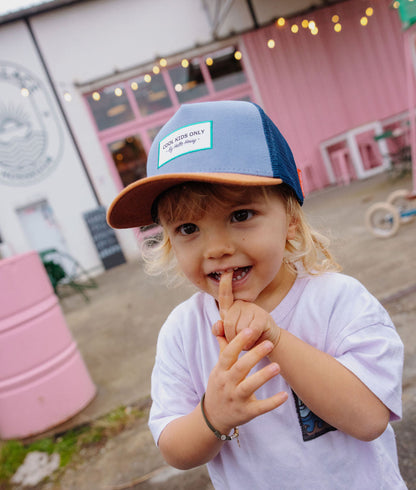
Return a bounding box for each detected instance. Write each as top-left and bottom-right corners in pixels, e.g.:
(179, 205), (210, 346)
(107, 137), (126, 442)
(85, 46), (253, 189)
(206, 47), (247, 92)
(108, 135), (147, 187)
(168, 58), (208, 103)
(86, 84), (134, 131)
(130, 73), (172, 116)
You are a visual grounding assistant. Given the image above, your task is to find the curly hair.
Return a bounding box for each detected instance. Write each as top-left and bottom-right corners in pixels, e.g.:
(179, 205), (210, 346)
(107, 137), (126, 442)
(141, 182), (341, 285)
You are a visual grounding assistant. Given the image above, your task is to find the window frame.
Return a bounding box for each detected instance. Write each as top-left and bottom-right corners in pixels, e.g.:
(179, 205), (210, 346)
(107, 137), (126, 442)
(83, 46), (254, 191)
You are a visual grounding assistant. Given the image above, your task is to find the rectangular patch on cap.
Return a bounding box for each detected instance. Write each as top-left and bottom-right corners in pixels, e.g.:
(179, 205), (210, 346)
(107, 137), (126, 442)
(158, 121), (212, 168)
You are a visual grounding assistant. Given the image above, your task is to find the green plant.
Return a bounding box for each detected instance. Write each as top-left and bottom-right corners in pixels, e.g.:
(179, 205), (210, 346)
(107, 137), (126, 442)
(0, 403), (147, 485)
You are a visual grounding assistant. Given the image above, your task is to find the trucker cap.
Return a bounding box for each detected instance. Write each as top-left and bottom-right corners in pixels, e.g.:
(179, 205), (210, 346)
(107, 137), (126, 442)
(107, 100), (304, 229)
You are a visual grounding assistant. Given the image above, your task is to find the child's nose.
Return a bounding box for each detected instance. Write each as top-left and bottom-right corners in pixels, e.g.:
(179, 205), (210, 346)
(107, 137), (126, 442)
(203, 230), (235, 259)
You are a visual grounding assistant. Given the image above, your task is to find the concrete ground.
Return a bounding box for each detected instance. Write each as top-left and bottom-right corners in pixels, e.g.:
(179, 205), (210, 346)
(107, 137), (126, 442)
(10, 171), (416, 489)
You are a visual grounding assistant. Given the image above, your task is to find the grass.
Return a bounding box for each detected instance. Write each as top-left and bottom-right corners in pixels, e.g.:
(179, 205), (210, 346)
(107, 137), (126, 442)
(0, 404), (146, 486)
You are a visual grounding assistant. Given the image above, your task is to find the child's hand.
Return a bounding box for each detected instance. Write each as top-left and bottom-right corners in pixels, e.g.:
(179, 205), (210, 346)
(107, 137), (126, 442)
(204, 326), (288, 435)
(204, 272), (287, 435)
(214, 272), (281, 351)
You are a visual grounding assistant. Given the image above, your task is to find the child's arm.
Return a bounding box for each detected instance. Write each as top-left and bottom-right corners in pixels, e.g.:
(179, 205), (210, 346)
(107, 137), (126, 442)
(272, 328), (390, 441)
(158, 326), (288, 469)
(216, 277), (390, 442)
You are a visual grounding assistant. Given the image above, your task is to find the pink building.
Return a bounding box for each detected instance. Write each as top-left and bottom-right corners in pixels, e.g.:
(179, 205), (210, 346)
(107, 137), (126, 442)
(243, 1), (410, 193)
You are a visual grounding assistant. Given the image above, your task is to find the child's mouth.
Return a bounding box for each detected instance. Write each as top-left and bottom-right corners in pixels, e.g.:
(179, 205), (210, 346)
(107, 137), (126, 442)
(209, 266), (251, 282)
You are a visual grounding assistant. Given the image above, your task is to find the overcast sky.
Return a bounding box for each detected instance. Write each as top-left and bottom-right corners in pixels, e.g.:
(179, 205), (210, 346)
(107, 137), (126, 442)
(0, 0), (54, 16)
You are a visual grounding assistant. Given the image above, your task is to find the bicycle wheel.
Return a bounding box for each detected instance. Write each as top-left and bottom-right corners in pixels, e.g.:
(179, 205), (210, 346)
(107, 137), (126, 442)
(365, 202), (400, 238)
(387, 189), (415, 224)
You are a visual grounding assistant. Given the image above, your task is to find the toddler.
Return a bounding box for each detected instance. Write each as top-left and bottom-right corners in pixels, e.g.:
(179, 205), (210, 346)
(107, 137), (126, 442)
(108, 101), (405, 489)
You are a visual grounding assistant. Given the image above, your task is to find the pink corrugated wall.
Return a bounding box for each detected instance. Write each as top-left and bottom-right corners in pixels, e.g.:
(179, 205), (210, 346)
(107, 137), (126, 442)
(242, 0), (408, 190)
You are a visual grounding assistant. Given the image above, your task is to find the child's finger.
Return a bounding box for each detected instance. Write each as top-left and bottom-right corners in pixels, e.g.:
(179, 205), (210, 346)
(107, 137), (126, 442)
(238, 361), (281, 398)
(215, 334), (228, 353)
(229, 340), (275, 383)
(219, 271), (233, 320)
(212, 320), (225, 337)
(218, 327), (255, 368)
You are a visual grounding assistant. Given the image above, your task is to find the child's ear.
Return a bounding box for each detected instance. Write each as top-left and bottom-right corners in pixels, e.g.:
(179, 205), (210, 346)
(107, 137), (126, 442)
(287, 214), (298, 240)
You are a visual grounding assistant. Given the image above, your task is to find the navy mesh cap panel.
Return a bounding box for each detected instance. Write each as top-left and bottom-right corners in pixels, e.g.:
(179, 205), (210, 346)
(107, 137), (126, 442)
(255, 104), (304, 205)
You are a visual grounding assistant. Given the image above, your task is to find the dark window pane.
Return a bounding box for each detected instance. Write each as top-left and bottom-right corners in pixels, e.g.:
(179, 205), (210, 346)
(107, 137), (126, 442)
(108, 135), (147, 187)
(86, 84), (134, 131)
(206, 47), (247, 92)
(130, 74), (172, 116)
(169, 60), (208, 103)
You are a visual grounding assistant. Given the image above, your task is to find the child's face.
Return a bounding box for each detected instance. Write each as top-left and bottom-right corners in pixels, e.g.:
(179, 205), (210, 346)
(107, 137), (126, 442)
(160, 187), (297, 311)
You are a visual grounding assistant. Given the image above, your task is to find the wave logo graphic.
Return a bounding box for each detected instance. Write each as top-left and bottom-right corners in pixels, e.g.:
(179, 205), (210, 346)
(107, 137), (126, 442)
(0, 62), (63, 186)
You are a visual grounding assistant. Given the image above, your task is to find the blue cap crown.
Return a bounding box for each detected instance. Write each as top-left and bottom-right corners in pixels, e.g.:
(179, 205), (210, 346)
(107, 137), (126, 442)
(108, 100), (303, 229)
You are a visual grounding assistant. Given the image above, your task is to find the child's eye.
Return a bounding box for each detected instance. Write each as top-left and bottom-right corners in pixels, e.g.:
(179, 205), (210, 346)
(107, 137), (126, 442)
(177, 223), (199, 235)
(231, 209), (254, 223)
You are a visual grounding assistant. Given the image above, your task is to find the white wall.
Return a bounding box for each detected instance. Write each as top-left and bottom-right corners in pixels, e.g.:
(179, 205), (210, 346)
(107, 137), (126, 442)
(31, 0), (215, 84)
(0, 21), (103, 270)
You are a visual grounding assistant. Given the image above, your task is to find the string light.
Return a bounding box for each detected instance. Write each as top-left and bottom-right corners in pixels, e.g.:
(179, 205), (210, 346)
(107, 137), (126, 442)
(88, 5), (403, 112)
(21, 87), (29, 97)
(308, 20), (318, 35)
(63, 91), (72, 102)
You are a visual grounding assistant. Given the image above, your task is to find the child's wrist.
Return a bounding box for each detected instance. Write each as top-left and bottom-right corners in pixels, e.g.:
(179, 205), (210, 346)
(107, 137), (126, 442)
(201, 393), (239, 442)
(267, 325), (282, 355)
(274, 326), (282, 349)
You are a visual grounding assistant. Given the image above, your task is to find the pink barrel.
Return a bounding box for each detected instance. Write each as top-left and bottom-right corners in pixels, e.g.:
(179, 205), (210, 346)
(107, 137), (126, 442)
(0, 251), (96, 439)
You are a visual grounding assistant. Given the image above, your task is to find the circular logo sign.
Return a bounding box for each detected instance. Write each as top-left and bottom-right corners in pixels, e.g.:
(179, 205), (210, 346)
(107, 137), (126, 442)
(0, 62), (63, 186)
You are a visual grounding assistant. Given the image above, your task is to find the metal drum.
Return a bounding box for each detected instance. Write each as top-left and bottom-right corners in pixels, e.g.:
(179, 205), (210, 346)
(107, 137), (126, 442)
(0, 251), (96, 439)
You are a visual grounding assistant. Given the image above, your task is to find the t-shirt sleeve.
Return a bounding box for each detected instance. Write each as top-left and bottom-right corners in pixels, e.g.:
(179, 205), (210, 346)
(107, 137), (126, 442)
(327, 283), (404, 421)
(148, 310), (202, 445)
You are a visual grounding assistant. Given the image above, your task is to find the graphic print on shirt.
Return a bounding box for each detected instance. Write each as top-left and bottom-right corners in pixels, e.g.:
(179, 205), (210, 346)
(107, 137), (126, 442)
(292, 391), (337, 441)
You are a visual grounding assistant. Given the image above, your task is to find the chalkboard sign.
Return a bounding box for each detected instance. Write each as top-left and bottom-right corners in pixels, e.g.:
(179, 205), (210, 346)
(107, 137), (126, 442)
(83, 206), (126, 270)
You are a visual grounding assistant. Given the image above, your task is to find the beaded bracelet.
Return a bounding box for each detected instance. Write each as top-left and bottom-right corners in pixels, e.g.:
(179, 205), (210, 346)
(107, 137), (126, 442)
(201, 393), (239, 442)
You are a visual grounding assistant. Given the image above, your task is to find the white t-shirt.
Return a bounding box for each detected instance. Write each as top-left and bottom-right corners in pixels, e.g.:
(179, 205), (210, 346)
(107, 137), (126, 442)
(149, 273), (405, 489)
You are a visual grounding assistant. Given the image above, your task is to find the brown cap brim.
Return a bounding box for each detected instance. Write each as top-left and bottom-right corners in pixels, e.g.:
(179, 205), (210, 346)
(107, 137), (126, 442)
(107, 173), (282, 229)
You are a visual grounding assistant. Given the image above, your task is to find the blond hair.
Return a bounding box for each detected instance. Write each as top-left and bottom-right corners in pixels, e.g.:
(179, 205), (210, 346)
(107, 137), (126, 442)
(141, 182), (341, 284)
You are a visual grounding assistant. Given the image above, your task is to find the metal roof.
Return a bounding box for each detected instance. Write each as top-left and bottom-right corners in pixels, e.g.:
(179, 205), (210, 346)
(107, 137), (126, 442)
(0, 0), (85, 24)
(0, 0), (349, 26)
